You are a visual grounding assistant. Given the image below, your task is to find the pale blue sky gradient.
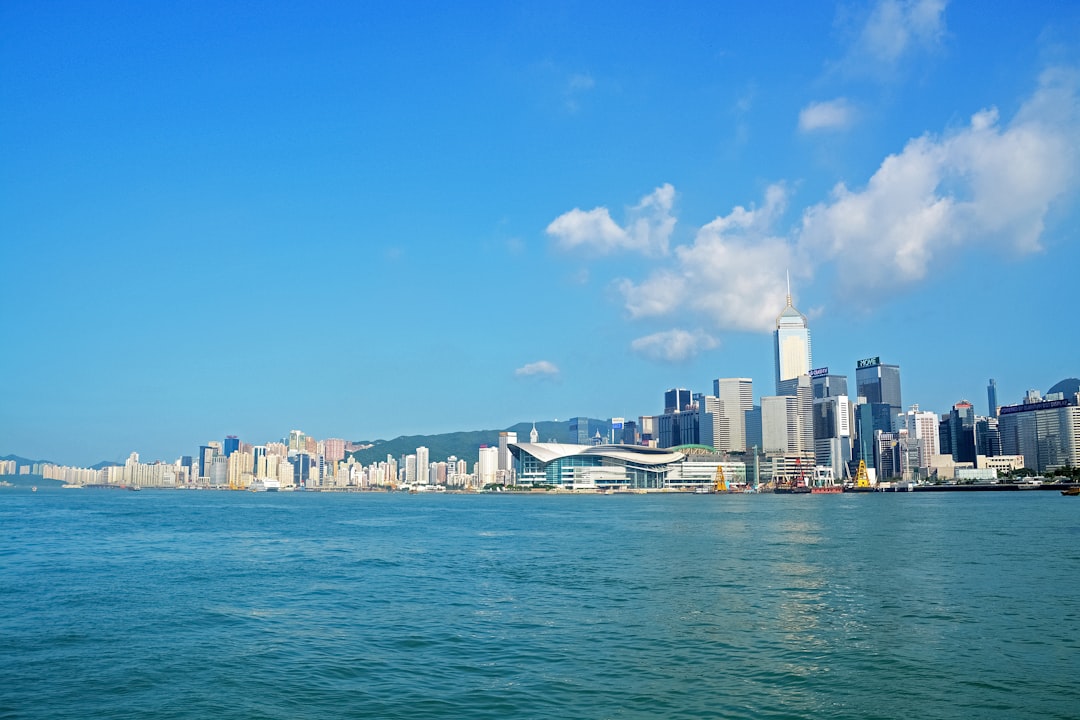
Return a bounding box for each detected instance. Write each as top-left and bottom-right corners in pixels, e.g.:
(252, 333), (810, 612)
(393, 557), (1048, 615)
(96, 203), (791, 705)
(3, 1), (1079, 465)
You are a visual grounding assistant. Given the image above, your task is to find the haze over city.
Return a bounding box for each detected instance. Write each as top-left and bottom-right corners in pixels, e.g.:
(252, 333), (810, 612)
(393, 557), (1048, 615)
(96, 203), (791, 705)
(3, 1), (1080, 467)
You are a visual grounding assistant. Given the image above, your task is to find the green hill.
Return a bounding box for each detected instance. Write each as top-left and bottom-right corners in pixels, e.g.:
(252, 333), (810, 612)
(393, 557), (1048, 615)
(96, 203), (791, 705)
(347, 418), (614, 466)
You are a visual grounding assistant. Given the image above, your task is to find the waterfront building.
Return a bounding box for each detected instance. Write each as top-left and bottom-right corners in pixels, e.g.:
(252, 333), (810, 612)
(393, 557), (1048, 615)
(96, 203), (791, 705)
(227, 450), (253, 489)
(761, 396), (799, 453)
(855, 357), (902, 430)
(416, 446), (430, 485)
(977, 454), (1025, 475)
(773, 284), (812, 394)
(976, 417), (1002, 457)
(940, 401), (978, 464)
(813, 394), (851, 479)
(999, 394), (1080, 473)
(854, 400), (894, 474)
(745, 405), (762, 452)
(290, 452), (312, 488)
(252, 445), (266, 476)
(209, 454), (228, 487)
(776, 374), (814, 454)
(713, 378), (753, 452)
(477, 445), (498, 486)
(897, 405), (940, 476)
(510, 442), (686, 490)
(498, 432), (516, 473)
(874, 431), (900, 480)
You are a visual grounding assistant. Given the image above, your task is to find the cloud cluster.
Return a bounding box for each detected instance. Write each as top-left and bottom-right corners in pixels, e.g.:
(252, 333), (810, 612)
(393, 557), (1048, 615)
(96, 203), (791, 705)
(798, 98), (855, 132)
(545, 68), (1080, 363)
(844, 0), (948, 74)
(546, 184), (676, 256)
(618, 183), (794, 333)
(800, 68), (1079, 291)
(515, 360), (560, 378)
(630, 329), (718, 363)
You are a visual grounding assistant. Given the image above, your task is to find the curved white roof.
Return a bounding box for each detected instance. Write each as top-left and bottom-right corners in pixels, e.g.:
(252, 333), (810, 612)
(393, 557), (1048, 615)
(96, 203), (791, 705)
(510, 442), (685, 466)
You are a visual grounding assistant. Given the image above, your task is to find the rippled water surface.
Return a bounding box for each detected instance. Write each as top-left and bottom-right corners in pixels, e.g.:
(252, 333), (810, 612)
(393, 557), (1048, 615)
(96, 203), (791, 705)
(2, 484), (1078, 719)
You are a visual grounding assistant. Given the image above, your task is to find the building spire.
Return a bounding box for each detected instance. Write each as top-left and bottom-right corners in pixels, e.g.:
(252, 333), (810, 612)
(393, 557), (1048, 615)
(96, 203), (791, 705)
(786, 270), (792, 306)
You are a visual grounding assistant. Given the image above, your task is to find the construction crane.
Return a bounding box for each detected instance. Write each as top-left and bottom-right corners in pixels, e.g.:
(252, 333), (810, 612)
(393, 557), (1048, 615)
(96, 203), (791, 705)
(714, 465), (727, 493)
(855, 459), (871, 488)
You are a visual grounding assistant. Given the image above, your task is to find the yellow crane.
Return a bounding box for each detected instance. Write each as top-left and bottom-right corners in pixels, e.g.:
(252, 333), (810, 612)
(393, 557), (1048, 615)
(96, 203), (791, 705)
(714, 465), (727, 493)
(855, 459), (871, 488)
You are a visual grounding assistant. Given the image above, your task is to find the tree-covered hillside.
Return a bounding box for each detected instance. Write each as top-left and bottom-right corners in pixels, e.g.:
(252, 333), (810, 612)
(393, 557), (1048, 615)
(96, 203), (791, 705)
(347, 418), (613, 465)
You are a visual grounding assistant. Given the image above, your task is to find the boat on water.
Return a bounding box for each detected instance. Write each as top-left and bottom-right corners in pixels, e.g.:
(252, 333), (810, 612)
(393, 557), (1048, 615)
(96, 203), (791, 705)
(811, 485), (843, 494)
(250, 478), (281, 492)
(1062, 487), (1080, 496)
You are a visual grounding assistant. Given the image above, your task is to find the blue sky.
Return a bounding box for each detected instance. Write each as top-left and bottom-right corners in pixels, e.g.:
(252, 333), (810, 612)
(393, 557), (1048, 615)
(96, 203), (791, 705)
(3, 1), (1079, 466)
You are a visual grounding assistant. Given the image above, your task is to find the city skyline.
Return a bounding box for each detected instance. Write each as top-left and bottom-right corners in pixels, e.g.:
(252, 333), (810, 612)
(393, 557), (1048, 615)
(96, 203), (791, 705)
(3, 2), (1080, 466)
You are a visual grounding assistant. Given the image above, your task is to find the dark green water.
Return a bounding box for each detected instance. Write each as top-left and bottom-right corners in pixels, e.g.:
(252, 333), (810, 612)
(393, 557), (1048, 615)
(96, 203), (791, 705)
(1, 484), (1078, 719)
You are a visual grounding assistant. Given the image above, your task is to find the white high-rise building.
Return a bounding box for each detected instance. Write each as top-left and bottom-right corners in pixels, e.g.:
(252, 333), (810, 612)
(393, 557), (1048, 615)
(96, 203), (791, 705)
(700, 396), (724, 450)
(714, 378), (754, 452)
(416, 446), (430, 485)
(773, 278), (812, 395)
(761, 396), (799, 453)
(478, 446), (498, 486)
(897, 405), (940, 472)
(498, 432), (517, 472)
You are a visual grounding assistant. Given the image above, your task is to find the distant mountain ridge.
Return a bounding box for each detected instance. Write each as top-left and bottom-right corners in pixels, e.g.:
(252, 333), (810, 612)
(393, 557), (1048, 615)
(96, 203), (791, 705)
(1, 454), (52, 468)
(347, 418), (613, 466)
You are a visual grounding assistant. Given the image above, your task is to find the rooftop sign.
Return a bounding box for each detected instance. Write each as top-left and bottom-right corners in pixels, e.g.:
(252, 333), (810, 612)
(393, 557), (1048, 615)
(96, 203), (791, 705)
(999, 398), (1072, 415)
(809, 367), (830, 378)
(856, 356), (880, 369)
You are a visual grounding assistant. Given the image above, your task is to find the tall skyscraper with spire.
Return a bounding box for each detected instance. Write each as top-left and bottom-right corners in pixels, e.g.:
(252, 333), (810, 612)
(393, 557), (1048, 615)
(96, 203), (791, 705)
(773, 273), (812, 394)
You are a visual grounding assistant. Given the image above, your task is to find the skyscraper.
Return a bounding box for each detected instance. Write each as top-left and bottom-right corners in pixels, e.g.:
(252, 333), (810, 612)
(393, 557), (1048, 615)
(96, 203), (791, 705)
(713, 378), (754, 452)
(497, 432), (516, 472)
(943, 401), (977, 463)
(987, 378), (999, 418)
(855, 357), (902, 428)
(569, 417), (589, 444)
(773, 279), (812, 394)
(223, 435), (240, 458)
(664, 388), (693, 414)
(416, 446), (430, 485)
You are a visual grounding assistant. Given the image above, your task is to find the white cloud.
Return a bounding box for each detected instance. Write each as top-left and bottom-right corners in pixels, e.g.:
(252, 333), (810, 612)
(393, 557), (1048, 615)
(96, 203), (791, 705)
(797, 67), (1080, 291)
(515, 360), (560, 377)
(565, 73), (595, 113)
(619, 183), (797, 332)
(630, 329), (718, 363)
(547, 66), (1079, 341)
(547, 184), (676, 256)
(839, 0), (947, 77)
(799, 98), (856, 132)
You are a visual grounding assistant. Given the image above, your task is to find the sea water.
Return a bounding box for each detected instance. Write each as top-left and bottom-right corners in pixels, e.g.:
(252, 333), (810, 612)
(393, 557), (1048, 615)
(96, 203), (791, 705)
(1, 484), (1078, 719)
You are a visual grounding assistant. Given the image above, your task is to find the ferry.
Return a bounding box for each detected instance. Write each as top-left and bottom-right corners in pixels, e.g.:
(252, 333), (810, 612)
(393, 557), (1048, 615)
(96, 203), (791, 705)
(250, 478), (281, 492)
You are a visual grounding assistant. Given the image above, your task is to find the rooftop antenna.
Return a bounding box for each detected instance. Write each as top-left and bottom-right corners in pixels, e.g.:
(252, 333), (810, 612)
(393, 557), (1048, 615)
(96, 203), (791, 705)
(786, 270), (792, 306)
